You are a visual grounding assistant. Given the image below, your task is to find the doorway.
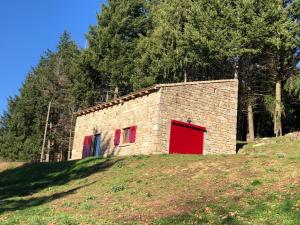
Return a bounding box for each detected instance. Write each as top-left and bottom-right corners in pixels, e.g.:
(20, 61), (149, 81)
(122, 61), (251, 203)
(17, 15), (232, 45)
(169, 120), (206, 155)
(93, 134), (101, 157)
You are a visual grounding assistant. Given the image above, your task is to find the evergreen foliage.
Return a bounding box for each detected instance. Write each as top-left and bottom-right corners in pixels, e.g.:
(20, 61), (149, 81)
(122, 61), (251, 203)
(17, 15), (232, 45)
(0, 32), (91, 161)
(86, 0), (152, 96)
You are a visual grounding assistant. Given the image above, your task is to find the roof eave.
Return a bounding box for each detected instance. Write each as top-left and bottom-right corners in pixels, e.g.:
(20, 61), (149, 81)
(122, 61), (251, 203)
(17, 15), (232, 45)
(75, 85), (160, 117)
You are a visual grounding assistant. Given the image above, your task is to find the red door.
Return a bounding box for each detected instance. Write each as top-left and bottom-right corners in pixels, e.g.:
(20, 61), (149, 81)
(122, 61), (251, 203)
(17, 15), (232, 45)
(169, 120), (206, 155)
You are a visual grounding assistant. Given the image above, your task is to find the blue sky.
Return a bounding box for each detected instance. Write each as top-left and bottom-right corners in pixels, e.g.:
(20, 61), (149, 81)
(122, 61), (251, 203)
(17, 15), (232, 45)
(0, 0), (106, 115)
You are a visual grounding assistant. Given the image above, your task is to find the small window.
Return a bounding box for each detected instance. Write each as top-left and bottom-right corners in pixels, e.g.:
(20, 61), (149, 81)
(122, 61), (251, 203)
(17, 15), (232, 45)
(121, 126), (137, 144)
(122, 127), (131, 144)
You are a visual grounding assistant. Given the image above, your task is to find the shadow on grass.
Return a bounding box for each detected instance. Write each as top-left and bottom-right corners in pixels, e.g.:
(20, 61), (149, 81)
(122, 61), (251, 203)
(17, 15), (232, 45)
(0, 157), (123, 213)
(0, 181), (96, 214)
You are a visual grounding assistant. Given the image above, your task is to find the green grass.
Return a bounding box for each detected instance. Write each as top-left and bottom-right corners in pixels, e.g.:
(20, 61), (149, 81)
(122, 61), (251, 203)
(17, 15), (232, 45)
(0, 137), (299, 224)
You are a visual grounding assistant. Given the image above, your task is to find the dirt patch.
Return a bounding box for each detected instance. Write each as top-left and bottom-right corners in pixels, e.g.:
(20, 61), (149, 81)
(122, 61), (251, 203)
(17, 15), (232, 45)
(0, 161), (10, 170)
(0, 162), (22, 172)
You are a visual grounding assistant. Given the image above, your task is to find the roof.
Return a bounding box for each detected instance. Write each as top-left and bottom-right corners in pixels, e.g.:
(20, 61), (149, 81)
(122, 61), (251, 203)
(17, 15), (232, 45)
(75, 79), (237, 117)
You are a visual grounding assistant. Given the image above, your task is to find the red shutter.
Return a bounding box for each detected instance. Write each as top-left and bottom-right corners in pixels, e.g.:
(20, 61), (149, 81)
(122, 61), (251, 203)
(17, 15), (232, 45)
(114, 129), (121, 145)
(129, 126), (137, 143)
(82, 135), (93, 158)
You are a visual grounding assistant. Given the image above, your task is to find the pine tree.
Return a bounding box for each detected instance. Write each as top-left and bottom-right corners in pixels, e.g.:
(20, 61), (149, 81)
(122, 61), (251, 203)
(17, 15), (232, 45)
(133, 0), (193, 89)
(0, 32), (88, 161)
(261, 0), (300, 137)
(186, 0), (269, 141)
(86, 0), (151, 97)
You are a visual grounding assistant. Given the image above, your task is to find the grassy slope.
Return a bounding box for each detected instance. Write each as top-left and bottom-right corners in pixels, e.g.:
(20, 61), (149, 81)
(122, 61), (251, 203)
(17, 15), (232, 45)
(0, 137), (299, 225)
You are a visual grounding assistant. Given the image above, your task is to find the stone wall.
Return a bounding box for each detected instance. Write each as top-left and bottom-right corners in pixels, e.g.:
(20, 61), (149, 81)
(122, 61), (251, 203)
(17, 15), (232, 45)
(71, 91), (162, 160)
(71, 79), (238, 159)
(157, 80), (238, 154)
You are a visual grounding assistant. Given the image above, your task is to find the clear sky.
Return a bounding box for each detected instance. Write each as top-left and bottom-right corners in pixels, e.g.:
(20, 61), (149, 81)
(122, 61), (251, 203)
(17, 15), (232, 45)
(0, 0), (106, 116)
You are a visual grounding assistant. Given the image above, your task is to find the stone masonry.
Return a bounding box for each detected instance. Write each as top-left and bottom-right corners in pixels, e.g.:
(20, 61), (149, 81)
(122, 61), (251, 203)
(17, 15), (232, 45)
(71, 79), (238, 159)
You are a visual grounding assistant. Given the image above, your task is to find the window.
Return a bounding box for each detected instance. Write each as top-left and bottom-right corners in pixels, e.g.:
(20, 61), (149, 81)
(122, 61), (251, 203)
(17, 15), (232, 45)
(114, 126), (137, 145)
(122, 127), (131, 144)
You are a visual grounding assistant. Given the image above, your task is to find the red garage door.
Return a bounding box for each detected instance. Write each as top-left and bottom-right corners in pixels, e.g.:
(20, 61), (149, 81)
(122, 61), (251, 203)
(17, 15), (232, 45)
(169, 120), (206, 155)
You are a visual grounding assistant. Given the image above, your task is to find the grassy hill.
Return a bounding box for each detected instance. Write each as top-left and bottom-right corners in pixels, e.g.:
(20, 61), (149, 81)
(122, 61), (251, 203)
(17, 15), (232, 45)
(0, 137), (299, 225)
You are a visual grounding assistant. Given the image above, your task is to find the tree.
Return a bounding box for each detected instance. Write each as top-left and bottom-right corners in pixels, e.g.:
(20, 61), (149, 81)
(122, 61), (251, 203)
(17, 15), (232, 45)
(0, 32), (87, 161)
(133, 0), (194, 89)
(186, 0), (271, 141)
(86, 0), (151, 97)
(261, 0), (300, 137)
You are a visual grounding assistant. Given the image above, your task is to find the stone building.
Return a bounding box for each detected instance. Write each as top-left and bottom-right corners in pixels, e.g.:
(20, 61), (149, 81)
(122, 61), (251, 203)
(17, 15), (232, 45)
(71, 79), (238, 160)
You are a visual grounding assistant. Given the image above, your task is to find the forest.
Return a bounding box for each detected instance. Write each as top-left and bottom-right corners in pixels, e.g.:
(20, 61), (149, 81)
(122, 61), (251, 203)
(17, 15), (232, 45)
(0, 0), (299, 161)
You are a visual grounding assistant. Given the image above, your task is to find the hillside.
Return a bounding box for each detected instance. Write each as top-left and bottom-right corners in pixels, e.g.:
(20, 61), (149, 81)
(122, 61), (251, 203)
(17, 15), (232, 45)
(0, 137), (299, 225)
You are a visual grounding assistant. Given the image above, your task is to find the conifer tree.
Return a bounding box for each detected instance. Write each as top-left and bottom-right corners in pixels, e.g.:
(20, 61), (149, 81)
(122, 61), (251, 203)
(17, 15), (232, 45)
(86, 0), (151, 97)
(0, 32), (87, 161)
(261, 0), (299, 137)
(133, 0), (193, 89)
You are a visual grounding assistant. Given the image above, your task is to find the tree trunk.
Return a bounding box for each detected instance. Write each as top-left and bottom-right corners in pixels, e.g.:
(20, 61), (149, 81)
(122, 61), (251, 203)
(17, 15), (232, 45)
(106, 91), (109, 102)
(68, 111), (74, 160)
(114, 86), (119, 99)
(274, 80), (282, 137)
(40, 101), (52, 162)
(46, 122), (53, 163)
(184, 70), (187, 83)
(247, 101), (255, 142)
(184, 56), (188, 82)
